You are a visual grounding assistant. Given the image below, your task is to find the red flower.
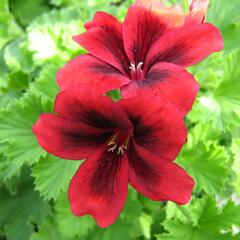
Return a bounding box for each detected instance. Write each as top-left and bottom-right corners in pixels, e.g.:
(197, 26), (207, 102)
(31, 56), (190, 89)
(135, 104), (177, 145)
(57, 0), (223, 116)
(33, 87), (194, 228)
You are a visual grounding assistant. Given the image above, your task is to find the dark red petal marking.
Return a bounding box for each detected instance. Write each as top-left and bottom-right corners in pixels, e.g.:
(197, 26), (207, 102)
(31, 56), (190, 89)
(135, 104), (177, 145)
(120, 95), (187, 161)
(121, 62), (199, 116)
(68, 148), (129, 228)
(33, 114), (112, 160)
(145, 23), (224, 69)
(123, 3), (168, 65)
(57, 54), (130, 93)
(73, 12), (130, 75)
(128, 143), (194, 204)
(54, 89), (133, 131)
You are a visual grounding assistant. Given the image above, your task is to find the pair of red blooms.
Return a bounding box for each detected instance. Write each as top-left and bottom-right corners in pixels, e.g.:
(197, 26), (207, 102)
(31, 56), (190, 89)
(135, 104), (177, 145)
(33, 0), (223, 228)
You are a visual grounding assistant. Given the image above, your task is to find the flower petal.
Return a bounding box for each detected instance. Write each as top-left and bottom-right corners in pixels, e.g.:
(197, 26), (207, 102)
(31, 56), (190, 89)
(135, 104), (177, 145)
(33, 114), (111, 160)
(57, 54), (130, 93)
(128, 143), (194, 204)
(68, 148), (129, 228)
(145, 23), (224, 69)
(54, 88), (132, 131)
(122, 0), (185, 64)
(120, 95), (187, 161)
(186, 0), (210, 25)
(73, 12), (130, 74)
(121, 62), (199, 116)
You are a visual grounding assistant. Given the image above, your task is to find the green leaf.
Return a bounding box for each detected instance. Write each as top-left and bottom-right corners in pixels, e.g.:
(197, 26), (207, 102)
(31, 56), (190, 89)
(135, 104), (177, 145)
(30, 215), (66, 240)
(189, 50), (240, 131)
(0, 0), (23, 49)
(177, 125), (229, 195)
(159, 197), (240, 240)
(29, 64), (59, 102)
(122, 188), (143, 219)
(232, 138), (240, 194)
(32, 155), (80, 200)
(139, 213), (153, 239)
(101, 219), (132, 240)
(207, 0), (240, 51)
(9, 0), (50, 26)
(55, 192), (95, 238)
(3, 39), (34, 73)
(0, 170), (49, 240)
(0, 93), (52, 180)
(27, 8), (85, 64)
(0, 49), (8, 90)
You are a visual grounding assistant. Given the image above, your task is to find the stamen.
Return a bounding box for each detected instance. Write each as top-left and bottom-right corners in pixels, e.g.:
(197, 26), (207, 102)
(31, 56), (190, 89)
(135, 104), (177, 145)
(107, 134), (131, 156)
(129, 62), (136, 71)
(137, 62), (144, 70)
(108, 144), (117, 152)
(129, 62), (144, 80)
(107, 133), (118, 146)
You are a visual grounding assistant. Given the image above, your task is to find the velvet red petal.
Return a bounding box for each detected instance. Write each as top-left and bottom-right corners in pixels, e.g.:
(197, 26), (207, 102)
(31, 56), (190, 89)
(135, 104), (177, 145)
(33, 114), (110, 160)
(145, 23), (224, 69)
(121, 62), (199, 116)
(73, 12), (130, 74)
(120, 95), (187, 161)
(134, 0), (185, 28)
(84, 11), (121, 31)
(57, 54), (130, 93)
(54, 89), (132, 131)
(122, 2), (169, 65)
(129, 143), (194, 204)
(68, 148), (129, 228)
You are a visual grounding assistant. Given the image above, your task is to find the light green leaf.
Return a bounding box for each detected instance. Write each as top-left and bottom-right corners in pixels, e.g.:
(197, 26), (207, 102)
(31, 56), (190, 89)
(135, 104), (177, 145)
(3, 39), (34, 73)
(189, 50), (240, 130)
(231, 138), (240, 195)
(158, 197), (240, 240)
(32, 155), (80, 200)
(0, 93), (52, 180)
(29, 64), (59, 102)
(0, 0), (23, 49)
(207, 0), (240, 51)
(27, 8), (85, 64)
(178, 137), (229, 195)
(139, 213), (153, 239)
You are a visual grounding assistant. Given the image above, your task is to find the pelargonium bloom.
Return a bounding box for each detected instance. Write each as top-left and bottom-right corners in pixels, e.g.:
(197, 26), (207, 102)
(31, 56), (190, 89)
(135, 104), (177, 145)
(33, 87), (194, 228)
(57, 0), (223, 116)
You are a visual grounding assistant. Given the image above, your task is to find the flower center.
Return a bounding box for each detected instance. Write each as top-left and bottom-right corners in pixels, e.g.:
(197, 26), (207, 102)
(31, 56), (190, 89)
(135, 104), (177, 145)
(107, 132), (130, 155)
(129, 62), (145, 81)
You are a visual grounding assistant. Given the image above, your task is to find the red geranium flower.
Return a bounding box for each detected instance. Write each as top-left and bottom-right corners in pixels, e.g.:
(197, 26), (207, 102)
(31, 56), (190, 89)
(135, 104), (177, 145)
(33, 87), (194, 228)
(57, 0), (223, 116)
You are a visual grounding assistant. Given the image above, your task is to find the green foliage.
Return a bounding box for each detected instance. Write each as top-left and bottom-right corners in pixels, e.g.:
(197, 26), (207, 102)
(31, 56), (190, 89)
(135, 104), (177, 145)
(26, 7), (85, 65)
(177, 124), (230, 194)
(55, 193), (95, 238)
(0, 0), (23, 49)
(160, 196), (240, 240)
(0, 0), (240, 239)
(0, 93), (52, 180)
(0, 169), (49, 240)
(32, 155), (80, 200)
